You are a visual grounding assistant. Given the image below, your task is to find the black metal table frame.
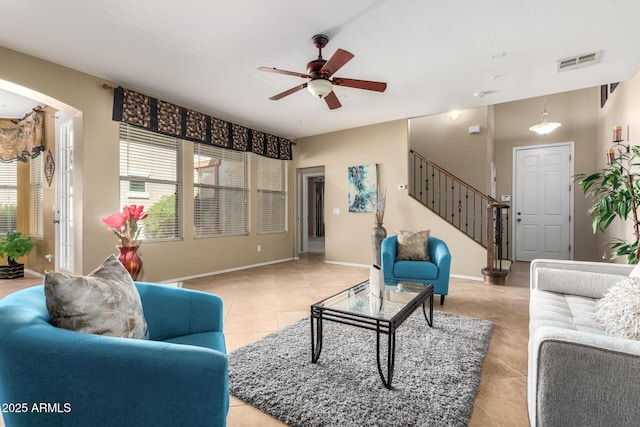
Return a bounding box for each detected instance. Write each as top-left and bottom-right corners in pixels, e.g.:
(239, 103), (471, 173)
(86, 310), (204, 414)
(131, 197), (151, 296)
(310, 282), (433, 390)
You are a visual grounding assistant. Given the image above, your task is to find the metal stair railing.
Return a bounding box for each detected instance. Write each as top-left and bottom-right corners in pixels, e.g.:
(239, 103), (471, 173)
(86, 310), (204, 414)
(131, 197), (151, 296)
(409, 149), (510, 273)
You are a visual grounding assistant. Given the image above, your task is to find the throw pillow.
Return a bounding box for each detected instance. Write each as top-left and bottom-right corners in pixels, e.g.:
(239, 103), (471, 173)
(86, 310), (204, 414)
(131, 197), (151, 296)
(629, 262), (640, 278)
(396, 230), (430, 261)
(44, 254), (149, 339)
(593, 277), (640, 340)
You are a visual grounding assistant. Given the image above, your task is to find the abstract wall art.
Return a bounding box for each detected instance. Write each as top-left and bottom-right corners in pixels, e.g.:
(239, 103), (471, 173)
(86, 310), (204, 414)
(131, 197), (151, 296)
(348, 164), (377, 212)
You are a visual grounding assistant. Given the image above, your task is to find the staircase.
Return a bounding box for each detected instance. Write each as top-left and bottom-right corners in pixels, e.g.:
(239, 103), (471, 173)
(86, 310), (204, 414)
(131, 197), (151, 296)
(409, 150), (510, 282)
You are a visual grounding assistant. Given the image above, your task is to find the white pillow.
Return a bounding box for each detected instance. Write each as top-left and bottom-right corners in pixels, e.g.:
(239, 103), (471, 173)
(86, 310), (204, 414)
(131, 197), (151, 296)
(629, 263), (640, 278)
(593, 277), (640, 340)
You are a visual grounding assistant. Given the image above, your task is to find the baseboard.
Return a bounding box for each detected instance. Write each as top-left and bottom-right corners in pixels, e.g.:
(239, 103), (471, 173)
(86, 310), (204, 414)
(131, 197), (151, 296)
(24, 269), (45, 279)
(160, 257), (296, 284)
(324, 260), (369, 269)
(451, 273), (484, 282)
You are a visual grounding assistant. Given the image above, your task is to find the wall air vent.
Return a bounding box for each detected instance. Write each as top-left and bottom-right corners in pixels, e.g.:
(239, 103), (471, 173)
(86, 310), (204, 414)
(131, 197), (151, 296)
(557, 51), (601, 72)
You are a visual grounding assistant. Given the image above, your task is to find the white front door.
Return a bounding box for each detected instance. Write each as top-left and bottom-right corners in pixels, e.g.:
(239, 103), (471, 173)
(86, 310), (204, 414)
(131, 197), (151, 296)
(514, 143), (573, 261)
(55, 113), (74, 273)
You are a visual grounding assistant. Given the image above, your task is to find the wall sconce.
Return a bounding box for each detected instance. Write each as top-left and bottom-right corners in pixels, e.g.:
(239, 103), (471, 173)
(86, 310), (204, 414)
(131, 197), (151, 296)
(608, 125), (630, 164)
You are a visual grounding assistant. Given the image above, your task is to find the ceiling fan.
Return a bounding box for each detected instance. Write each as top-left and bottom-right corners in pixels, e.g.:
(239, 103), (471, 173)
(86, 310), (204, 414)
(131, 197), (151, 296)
(258, 34), (387, 110)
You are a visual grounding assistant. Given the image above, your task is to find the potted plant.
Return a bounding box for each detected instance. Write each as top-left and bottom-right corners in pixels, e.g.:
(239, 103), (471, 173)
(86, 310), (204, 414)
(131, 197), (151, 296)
(0, 231), (35, 279)
(574, 144), (640, 263)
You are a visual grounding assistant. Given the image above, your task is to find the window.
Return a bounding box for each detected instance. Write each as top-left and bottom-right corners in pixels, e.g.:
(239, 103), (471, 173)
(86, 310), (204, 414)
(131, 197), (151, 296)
(257, 155), (286, 234)
(194, 144), (248, 237)
(119, 124), (181, 241)
(129, 181), (146, 193)
(128, 179), (149, 199)
(0, 161), (17, 235)
(29, 154), (44, 237)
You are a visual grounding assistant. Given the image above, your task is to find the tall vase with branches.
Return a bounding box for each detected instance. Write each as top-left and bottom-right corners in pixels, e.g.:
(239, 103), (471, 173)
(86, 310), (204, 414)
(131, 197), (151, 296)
(371, 186), (387, 265)
(575, 144), (640, 264)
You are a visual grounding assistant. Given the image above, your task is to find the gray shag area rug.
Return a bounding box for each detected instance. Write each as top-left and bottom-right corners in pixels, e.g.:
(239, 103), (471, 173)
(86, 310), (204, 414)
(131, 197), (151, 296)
(228, 310), (493, 426)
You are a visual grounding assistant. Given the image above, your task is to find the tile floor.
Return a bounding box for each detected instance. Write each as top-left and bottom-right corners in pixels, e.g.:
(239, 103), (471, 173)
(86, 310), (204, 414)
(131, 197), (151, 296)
(0, 254), (531, 426)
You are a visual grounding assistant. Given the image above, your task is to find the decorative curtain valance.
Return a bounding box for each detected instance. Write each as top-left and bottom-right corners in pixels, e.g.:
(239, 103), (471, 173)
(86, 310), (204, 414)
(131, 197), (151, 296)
(111, 87), (292, 160)
(0, 110), (45, 163)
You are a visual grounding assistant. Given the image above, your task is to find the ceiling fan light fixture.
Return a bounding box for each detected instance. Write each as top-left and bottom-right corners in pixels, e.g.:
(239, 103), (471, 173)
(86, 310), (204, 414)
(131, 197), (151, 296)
(529, 98), (562, 135)
(307, 78), (333, 98)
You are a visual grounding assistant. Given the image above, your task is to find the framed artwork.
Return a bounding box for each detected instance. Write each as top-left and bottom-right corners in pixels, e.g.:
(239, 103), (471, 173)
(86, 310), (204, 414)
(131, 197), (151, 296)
(348, 164), (377, 212)
(45, 149), (55, 186)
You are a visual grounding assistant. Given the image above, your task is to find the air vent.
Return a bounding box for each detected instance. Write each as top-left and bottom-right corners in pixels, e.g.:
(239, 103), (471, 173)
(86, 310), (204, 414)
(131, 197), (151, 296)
(557, 51), (601, 72)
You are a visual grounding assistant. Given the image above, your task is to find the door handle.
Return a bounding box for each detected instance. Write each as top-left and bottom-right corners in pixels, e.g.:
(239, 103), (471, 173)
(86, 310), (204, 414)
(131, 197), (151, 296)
(53, 220), (60, 224)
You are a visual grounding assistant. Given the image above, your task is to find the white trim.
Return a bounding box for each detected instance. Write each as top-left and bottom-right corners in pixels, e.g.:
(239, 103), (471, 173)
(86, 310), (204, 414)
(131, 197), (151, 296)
(158, 257), (296, 284)
(24, 269), (45, 279)
(512, 141), (575, 261)
(324, 260), (370, 269)
(451, 273), (484, 282)
(300, 171), (325, 253)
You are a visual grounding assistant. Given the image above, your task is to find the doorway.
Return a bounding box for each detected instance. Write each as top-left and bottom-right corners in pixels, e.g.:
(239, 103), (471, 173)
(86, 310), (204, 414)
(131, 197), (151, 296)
(513, 142), (574, 261)
(298, 167), (325, 254)
(55, 113), (75, 273)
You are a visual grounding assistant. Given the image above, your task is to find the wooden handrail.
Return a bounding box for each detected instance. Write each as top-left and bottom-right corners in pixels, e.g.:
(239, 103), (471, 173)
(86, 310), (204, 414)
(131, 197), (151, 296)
(410, 149), (500, 204)
(409, 149), (510, 272)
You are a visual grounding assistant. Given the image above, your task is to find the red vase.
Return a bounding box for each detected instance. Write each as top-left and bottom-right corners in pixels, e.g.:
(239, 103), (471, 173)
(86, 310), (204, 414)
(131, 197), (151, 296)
(117, 245), (143, 280)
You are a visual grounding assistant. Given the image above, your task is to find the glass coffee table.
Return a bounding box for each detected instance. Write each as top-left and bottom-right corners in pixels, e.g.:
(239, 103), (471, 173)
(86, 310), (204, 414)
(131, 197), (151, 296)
(310, 279), (434, 389)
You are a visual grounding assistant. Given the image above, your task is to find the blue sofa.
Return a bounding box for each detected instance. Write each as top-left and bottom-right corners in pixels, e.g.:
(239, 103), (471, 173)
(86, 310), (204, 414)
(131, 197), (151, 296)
(0, 282), (228, 427)
(381, 235), (452, 304)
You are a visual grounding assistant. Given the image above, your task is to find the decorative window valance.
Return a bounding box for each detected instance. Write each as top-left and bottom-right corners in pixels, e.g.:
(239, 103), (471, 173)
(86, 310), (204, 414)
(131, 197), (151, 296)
(0, 110), (45, 163)
(111, 87), (292, 160)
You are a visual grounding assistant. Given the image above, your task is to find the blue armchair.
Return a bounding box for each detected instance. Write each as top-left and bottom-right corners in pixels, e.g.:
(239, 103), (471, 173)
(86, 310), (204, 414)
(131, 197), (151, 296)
(381, 235), (452, 305)
(0, 282), (228, 427)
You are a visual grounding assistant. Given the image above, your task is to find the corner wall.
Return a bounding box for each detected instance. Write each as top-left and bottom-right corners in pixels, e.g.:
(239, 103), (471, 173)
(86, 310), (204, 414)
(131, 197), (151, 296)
(294, 120), (486, 279)
(595, 72), (640, 262)
(0, 46), (295, 281)
(493, 88), (599, 261)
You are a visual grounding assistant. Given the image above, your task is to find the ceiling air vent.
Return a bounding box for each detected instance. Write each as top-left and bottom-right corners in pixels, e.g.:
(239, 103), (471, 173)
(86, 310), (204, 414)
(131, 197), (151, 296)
(557, 51), (601, 72)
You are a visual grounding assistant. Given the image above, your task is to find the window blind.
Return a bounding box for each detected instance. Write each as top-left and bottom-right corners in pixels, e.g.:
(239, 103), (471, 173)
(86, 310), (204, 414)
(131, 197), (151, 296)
(0, 161), (17, 235)
(119, 124), (181, 241)
(194, 144), (248, 237)
(29, 154), (44, 237)
(257, 155), (286, 234)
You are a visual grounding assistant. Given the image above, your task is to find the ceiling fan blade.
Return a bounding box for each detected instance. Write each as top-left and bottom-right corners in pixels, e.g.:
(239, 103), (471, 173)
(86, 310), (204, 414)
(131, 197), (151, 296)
(258, 66), (309, 79)
(333, 77), (387, 92)
(319, 48), (354, 78)
(268, 83), (307, 100)
(324, 91), (341, 110)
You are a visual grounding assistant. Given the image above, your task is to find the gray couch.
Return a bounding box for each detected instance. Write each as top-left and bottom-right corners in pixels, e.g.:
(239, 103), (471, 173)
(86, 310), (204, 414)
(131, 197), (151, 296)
(528, 259), (640, 427)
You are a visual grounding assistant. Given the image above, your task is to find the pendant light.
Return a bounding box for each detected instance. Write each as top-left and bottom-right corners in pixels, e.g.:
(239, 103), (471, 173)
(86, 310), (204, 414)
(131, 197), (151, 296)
(529, 97), (562, 135)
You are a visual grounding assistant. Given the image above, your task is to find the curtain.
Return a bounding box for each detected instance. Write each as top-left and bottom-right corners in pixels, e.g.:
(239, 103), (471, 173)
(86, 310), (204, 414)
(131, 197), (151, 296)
(111, 87), (292, 160)
(0, 111), (45, 163)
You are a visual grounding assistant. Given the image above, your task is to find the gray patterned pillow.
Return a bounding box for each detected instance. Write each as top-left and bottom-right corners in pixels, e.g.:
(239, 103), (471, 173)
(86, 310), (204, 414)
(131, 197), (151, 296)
(396, 230), (431, 261)
(593, 277), (640, 340)
(44, 254), (149, 339)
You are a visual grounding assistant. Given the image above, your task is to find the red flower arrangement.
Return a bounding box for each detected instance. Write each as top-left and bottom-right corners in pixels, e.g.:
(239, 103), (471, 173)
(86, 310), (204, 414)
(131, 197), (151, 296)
(102, 205), (147, 247)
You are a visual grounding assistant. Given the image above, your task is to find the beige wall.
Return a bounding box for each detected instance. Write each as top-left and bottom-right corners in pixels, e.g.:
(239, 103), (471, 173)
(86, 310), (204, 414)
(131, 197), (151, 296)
(294, 120), (486, 279)
(1, 46), (295, 281)
(5, 44), (638, 281)
(410, 107), (491, 194)
(494, 88), (600, 261)
(407, 88), (606, 263)
(595, 73), (640, 262)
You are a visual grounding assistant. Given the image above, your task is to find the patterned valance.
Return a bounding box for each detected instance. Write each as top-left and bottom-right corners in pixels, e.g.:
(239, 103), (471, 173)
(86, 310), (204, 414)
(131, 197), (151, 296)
(112, 87), (292, 160)
(0, 111), (45, 163)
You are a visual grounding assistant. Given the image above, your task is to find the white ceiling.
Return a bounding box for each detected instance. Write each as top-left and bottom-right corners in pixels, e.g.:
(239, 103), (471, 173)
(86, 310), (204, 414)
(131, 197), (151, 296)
(0, 89), (44, 119)
(1, 0), (639, 139)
